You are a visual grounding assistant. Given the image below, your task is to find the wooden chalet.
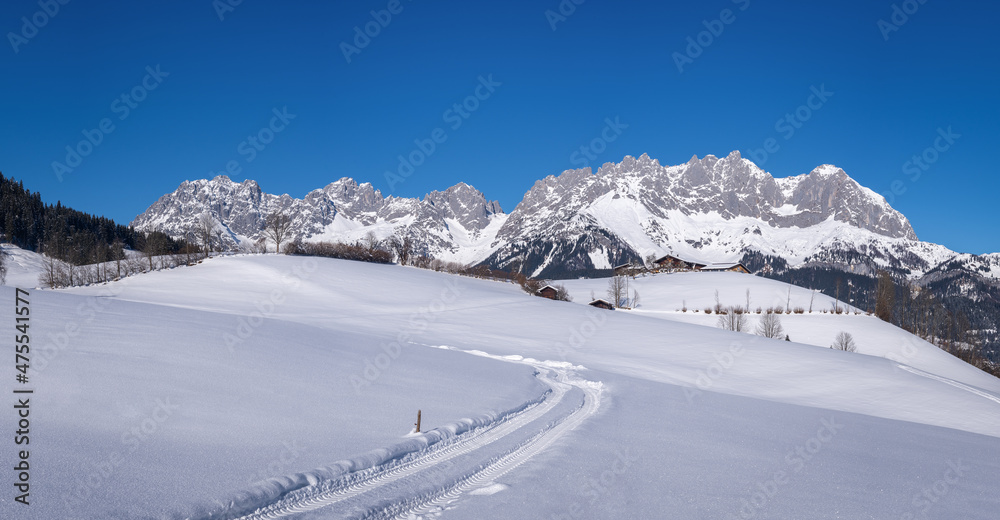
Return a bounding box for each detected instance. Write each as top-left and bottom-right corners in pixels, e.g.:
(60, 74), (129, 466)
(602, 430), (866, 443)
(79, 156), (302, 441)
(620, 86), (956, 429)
(588, 299), (615, 310)
(701, 262), (751, 274)
(653, 254), (706, 271)
(537, 285), (559, 300)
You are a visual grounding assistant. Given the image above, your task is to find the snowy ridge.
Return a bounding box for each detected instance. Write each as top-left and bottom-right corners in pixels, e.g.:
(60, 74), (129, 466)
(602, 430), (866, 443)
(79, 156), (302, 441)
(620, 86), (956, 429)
(131, 176), (506, 261)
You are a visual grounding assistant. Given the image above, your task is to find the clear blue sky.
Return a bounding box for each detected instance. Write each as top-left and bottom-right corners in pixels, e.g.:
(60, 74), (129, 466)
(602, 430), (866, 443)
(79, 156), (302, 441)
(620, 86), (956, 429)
(2, 0), (998, 254)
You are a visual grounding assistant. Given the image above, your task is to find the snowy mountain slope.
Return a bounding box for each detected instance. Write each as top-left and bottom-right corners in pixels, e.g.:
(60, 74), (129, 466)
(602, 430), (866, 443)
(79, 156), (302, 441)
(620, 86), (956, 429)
(560, 271), (992, 388)
(1, 242), (49, 287)
(3, 255), (998, 519)
(131, 176), (507, 261)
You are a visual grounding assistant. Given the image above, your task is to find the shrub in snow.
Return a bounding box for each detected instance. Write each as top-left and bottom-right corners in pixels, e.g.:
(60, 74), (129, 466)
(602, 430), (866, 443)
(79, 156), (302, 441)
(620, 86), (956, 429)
(831, 332), (857, 352)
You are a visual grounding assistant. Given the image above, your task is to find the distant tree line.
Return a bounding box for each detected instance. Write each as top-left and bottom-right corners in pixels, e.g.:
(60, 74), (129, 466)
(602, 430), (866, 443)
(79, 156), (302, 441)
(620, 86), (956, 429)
(743, 250), (998, 377)
(0, 173), (190, 267)
(874, 271), (997, 376)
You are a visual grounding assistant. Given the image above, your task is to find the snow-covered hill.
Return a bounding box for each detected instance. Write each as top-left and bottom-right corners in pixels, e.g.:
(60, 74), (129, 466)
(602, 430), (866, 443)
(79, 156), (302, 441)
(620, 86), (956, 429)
(3, 255), (997, 519)
(1, 242), (49, 287)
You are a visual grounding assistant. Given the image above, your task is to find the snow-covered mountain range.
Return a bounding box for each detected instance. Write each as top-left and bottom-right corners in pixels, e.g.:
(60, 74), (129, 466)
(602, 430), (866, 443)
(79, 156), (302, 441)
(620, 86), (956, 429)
(132, 150), (991, 283)
(133, 176), (505, 264)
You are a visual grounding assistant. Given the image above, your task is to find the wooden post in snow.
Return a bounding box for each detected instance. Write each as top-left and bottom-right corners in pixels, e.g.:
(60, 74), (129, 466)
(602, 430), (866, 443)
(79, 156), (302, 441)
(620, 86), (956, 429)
(415, 410), (421, 433)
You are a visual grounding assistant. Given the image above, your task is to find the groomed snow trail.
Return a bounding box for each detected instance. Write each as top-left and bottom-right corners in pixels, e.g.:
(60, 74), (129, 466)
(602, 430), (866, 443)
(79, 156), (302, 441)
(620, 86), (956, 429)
(221, 348), (603, 520)
(897, 364), (1000, 406)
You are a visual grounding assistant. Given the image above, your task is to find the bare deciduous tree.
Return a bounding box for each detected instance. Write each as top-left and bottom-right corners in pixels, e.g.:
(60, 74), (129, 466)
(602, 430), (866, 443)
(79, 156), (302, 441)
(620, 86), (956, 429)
(362, 231), (381, 254)
(831, 331), (857, 352)
(197, 212), (216, 257)
(39, 247), (64, 288)
(554, 284), (572, 302)
(143, 232), (167, 271)
(389, 234), (413, 265)
(756, 312), (784, 339)
(607, 275), (627, 308)
(111, 239), (125, 280)
(264, 212), (293, 254)
(717, 307), (750, 332)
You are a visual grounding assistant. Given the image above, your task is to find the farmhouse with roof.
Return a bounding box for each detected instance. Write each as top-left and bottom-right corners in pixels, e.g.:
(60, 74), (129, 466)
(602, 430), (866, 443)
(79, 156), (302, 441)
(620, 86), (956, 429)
(652, 253), (750, 274)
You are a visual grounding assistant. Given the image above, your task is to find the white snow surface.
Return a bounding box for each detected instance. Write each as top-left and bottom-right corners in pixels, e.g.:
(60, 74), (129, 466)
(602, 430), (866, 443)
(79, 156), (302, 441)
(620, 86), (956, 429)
(1, 243), (49, 288)
(1, 255), (997, 519)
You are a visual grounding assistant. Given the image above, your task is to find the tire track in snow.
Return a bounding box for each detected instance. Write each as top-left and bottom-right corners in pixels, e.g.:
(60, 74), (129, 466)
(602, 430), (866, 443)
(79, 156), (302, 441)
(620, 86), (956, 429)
(897, 364), (1000, 406)
(225, 348), (602, 520)
(375, 367), (603, 519)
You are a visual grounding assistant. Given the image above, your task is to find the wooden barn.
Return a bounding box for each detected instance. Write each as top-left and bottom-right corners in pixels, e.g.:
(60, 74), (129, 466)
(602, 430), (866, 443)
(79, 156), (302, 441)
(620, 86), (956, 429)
(588, 299), (615, 310)
(653, 254), (706, 271)
(701, 262), (751, 274)
(537, 285), (559, 300)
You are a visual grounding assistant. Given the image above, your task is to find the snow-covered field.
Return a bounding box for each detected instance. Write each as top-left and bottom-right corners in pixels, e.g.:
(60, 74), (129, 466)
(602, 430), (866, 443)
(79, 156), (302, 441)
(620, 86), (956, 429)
(1, 250), (998, 519)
